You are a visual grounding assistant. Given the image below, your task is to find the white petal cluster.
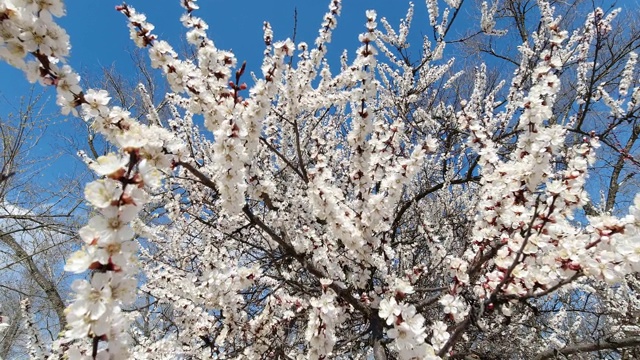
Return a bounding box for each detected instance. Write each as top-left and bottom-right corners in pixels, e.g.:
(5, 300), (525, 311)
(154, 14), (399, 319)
(438, 294), (468, 322)
(306, 280), (343, 359)
(1, 0), (640, 359)
(378, 294), (430, 358)
(619, 52), (637, 97)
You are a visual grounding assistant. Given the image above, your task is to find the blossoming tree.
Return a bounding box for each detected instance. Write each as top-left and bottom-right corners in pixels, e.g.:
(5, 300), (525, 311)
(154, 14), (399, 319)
(1, 0), (639, 358)
(0, 92), (81, 358)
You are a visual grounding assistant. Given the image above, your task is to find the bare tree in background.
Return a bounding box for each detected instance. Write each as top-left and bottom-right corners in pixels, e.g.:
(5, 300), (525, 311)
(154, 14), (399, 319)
(0, 90), (83, 358)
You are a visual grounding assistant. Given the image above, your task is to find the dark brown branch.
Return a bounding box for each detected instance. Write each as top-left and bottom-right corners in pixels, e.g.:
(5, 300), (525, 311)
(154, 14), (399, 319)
(392, 175), (480, 230)
(292, 119), (309, 183)
(175, 161), (218, 192)
(0, 232), (67, 328)
(242, 205), (370, 317)
(259, 137), (307, 181)
(534, 336), (640, 359)
(605, 123), (639, 212)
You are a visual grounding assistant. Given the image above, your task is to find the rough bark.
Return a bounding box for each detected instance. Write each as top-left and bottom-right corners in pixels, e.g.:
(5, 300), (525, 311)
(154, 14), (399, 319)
(0, 233), (67, 329)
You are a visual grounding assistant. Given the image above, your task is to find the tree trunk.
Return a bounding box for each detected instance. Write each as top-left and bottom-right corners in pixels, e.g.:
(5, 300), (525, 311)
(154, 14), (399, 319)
(0, 233), (67, 329)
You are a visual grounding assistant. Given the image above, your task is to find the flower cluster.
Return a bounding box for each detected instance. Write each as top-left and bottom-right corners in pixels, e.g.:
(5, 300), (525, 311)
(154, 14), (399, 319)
(1, 0), (640, 359)
(20, 299), (45, 359)
(1, 1), (187, 356)
(439, 294), (468, 322)
(378, 283), (439, 358)
(306, 279), (343, 359)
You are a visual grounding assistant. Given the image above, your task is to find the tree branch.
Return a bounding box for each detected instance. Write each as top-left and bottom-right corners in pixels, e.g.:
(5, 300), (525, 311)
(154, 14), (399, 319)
(534, 336), (640, 359)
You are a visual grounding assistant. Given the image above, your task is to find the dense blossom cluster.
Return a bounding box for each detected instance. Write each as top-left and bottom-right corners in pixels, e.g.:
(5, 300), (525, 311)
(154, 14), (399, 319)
(1, 0), (185, 357)
(20, 299), (44, 359)
(1, 0), (639, 359)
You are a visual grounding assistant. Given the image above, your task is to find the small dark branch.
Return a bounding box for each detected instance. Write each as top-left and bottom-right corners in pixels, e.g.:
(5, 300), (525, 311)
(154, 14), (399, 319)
(583, 201), (600, 216)
(504, 272), (581, 301)
(289, 7), (298, 67)
(392, 176), (480, 230)
(242, 205), (371, 317)
(478, 47), (520, 66)
(534, 336), (640, 360)
(175, 161), (218, 192)
(605, 123), (639, 212)
(87, 132), (100, 159)
(415, 293), (444, 312)
(490, 196), (546, 297)
(92, 336), (99, 358)
(292, 120), (309, 183)
(259, 137), (307, 181)
(442, 0), (465, 39)
(371, 310), (388, 360)
(437, 318), (471, 357)
(446, 31), (483, 45)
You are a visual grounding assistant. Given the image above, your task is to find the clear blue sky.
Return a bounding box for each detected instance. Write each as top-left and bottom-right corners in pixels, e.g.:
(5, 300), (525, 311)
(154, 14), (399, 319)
(0, 0), (425, 183)
(1, 1), (424, 96)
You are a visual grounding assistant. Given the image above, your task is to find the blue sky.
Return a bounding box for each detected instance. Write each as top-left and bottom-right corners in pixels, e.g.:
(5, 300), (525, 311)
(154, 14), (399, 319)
(2, 1), (423, 94)
(0, 0), (430, 193)
(0, 0), (426, 180)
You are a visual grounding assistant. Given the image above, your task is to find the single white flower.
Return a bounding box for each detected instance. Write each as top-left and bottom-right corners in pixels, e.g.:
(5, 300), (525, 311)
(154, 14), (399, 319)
(64, 249), (93, 273)
(84, 213), (135, 246)
(82, 89), (111, 118)
(388, 322), (414, 350)
(69, 272), (112, 320)
(379, 297), (402, 325)
(90, 153), (128, 178)
(84, 179), (123, 208)
(139, 159), (162, 189)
